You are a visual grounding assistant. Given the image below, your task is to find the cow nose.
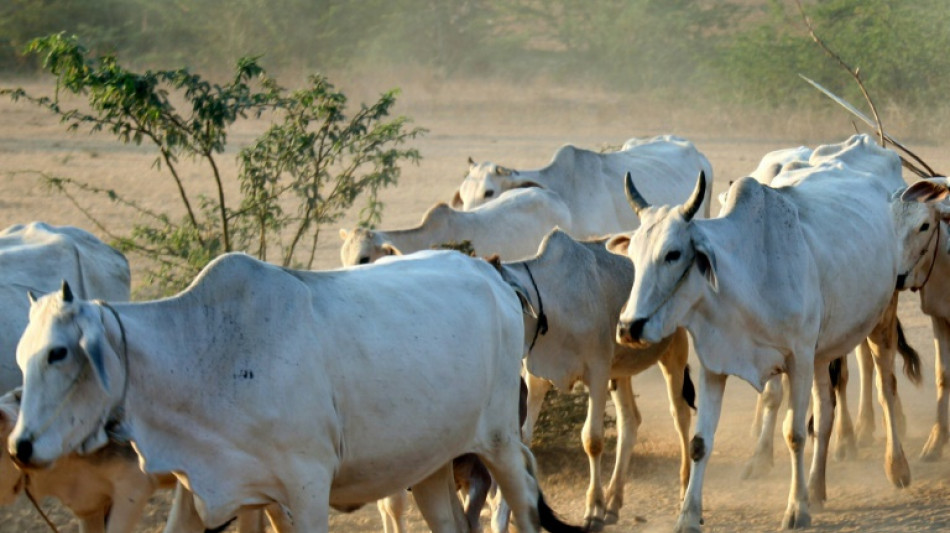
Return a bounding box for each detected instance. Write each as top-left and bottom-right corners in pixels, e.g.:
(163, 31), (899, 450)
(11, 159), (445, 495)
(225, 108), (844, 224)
(896, 273), (907, 291)
(628, 318), (648, 340)
(617, 317), (648, 345)
(13, 438), (33, 466)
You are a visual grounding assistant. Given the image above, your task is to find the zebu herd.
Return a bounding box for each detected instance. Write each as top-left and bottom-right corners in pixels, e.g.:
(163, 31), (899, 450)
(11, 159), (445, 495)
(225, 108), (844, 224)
(0, 133), (949, 533)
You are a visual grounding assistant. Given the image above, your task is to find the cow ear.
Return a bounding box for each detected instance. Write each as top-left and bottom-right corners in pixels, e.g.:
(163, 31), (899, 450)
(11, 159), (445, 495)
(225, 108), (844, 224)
(693, 234), (719, 293)
(339, 228), (349, 241)
(902, 178), (950, 203)
(27, 291), (38, 306)
(451, 190), (464, 208)
(61, 280), (73, 303)
(468, 157), (476, 168)
(495, 166), (513, 177)
(504, 280), (538, 319)
(605, 234), (631, 256)
(381, 243), (402, 256)
(78, 308), (110, 393)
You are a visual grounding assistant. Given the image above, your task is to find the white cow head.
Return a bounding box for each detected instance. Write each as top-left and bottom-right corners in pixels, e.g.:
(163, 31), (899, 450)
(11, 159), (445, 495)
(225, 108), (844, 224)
(452, 158), (524, 209)
(339, 228), (401, 266)
(896, 177), (950, 290)
(0, 389), (24, 505)
(607, 172), (713, 347)
(7, 282), (120, 469)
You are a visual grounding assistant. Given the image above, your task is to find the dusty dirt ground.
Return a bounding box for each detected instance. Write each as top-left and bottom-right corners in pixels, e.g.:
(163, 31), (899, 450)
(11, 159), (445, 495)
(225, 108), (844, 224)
(1, 74), (950, 532)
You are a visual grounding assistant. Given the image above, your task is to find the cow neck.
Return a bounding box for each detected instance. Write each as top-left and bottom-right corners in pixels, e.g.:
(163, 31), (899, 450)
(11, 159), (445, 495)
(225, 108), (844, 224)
(95, 300), (130, 442)
(522, 262), (548, 352)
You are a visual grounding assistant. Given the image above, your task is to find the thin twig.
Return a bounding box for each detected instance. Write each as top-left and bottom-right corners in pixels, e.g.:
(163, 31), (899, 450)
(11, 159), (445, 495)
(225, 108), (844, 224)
(795, 0), (886, 147)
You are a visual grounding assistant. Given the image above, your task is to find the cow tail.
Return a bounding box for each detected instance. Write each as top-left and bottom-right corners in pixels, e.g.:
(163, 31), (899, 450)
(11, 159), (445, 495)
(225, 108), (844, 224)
(896, 318), (923, 386)
(538, 491), (586, 533)
(682, 365), (696, 410)
(519, 444), (585, 533)
(829, 357), (843, 390)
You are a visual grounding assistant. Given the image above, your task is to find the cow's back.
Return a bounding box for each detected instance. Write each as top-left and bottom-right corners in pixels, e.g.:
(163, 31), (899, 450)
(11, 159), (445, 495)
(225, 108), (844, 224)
(540, 136), (712, 236)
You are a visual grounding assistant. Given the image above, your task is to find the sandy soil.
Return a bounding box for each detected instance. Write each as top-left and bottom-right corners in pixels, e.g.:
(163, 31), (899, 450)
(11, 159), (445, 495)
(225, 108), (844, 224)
(1, 75), (950, 532)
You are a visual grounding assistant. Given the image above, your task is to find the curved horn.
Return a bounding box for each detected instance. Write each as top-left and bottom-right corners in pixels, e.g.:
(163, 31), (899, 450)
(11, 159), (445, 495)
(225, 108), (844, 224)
(680, 171), (707, 222)
(624, 172), (650, 214)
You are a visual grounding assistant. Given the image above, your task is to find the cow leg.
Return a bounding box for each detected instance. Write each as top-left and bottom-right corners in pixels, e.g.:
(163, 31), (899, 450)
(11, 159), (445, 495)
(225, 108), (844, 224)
(521, 371), (551, 446)
(377, 491), (410, 533)
(781, 359), (813, 530)
(264, 504), (295, 533)
(867, 310), (911, 489)
(922, 316), (950, 461)
(743, 374), (782, 479)
(807, 362), (834, 509)
(236, 508), (266, 533)
(656, 327), (691, 499)
(487, 481), (510, 533)
(674, 367), (726, 533)
(603, 376), (639, 524)
(282, 467), (332, 533)
(854, 340), (876, 447)
(77, 511), (107, 533)
(103, 474), (158, 533)
(462, 458), (491, 533)
(479, 439), (550, 533)
(581, 367), (611, 531)
(412, 463), (468, 533)
(832, 355), (858, 461)
(163, 483), (208, 533)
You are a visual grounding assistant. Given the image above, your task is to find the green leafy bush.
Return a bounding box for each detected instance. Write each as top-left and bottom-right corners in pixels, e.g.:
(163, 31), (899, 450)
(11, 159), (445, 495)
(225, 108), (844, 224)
(4, 33), (425, 294)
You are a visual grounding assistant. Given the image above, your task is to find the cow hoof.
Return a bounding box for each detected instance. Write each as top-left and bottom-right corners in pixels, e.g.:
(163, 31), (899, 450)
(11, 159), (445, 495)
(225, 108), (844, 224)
(854, 423), (875, 448)
(584, 516), (605, 532)
(918, 426), (947, 462)
(741, 455), (772, 480)
(673, 513), (703, 533)
(833, 436), (858, 461)
(604, 510), (620, 525)
(782, 505), (811, 529)
(886, 452), (911, 488)
(807, 488), (825, 510)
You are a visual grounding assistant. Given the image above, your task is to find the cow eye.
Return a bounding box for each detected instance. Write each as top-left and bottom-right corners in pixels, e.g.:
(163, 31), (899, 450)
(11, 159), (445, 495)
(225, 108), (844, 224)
(665, 250), (682, 263)
(484, 190), (495, 199)
(358, 257), (370, 265)
(48, 347), (68, 364)
(921, 222), (931, 232)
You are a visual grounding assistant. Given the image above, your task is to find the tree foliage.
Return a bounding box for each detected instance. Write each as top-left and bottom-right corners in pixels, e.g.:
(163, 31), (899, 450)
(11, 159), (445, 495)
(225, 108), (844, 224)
(3, 2), (950, 111)
(3, 33), (424, 294)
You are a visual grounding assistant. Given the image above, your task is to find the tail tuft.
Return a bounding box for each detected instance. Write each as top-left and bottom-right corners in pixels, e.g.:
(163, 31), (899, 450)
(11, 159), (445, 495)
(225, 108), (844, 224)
(682, 365), (696, 410)
(896, 318), (923, 386)
(538, 490), (587, 533)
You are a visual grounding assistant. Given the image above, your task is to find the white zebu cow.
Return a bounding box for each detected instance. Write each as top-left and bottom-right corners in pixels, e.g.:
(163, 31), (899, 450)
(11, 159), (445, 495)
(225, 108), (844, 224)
(340, 187), (572, 265)
(488, 229), (694, 531)
(897, 178), (950, 460)
(740, 144), (922, 478)
(607, 135), (926, 530)
(452, 135), (714, 236)
(0, 222), (130, 392)
(8, 251), (583, 533)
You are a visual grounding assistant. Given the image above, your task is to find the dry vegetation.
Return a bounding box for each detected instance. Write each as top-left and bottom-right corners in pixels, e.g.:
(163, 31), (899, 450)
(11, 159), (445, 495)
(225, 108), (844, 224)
(2, 74), (950, 531)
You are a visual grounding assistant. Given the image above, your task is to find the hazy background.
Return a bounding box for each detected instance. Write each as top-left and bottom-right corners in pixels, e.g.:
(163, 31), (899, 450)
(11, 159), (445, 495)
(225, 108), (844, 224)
(2, 0), (950, 141)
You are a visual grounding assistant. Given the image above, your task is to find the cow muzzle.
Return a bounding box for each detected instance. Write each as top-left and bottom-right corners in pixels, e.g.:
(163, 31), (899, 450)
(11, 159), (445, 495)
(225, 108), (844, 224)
(617, 317), (652, 348)
(9, 436), (51, 470)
